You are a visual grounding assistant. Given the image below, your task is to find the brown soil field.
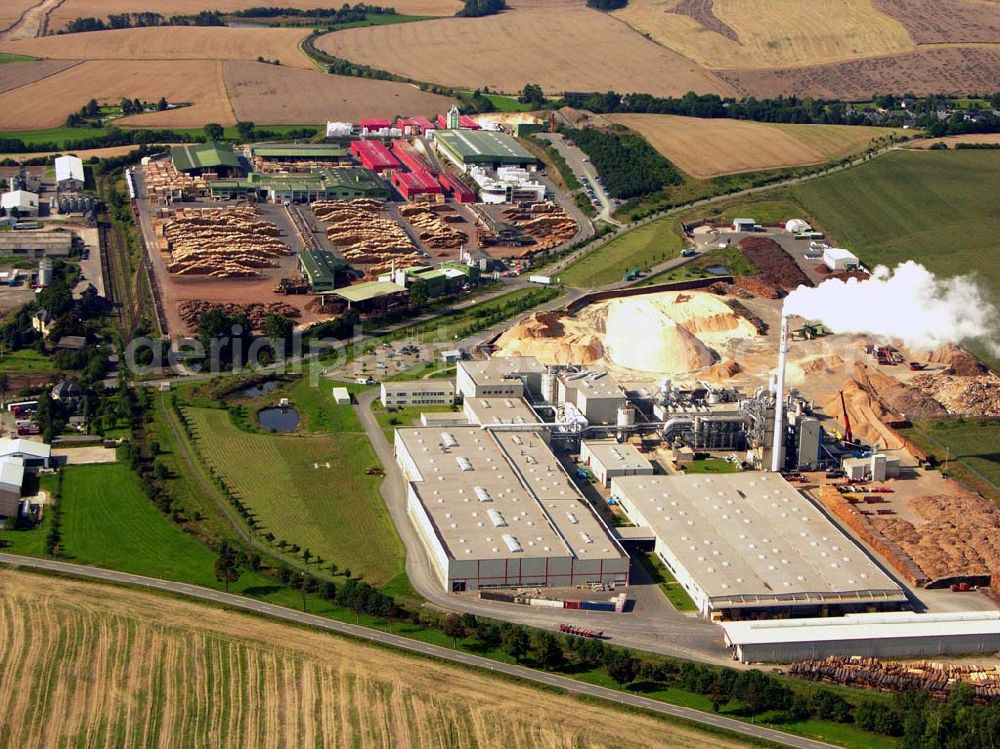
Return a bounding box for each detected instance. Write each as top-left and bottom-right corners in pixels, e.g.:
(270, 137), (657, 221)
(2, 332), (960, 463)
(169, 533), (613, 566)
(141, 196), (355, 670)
(608, 114), (898, 178)
(613, 0), (915, 69)
(315, 5), (733, 97)
(0, 60), (233, 130)
(48, 0), (461, 32)
(872, 0), (1000, 44)
(719, 47), (1000, 98)
(0, 58), (80, 94)
(224, 60), (457, 124)
(0, 570), (745, 749)
(0, 26), (314, 68)
(0, 144), (182, 161)
(907, 133), (1000, 149)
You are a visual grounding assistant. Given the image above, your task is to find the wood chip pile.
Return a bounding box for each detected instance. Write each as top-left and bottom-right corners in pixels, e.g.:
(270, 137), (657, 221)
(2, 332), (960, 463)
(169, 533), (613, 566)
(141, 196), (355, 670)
(790, 656), (1000, 702)
(732, 275), (784, 299)
(501, 202), (577, 252)
(142, 161), (206, 202)
(179, 300), (301, 331)
(909, 373), (1000, 416)
(313, 200), (422, 276)
(738, 237), (813, 291)
(398, 204), (467, 251)
(162, 207), (288, 278)
(723, 298), (768, 334)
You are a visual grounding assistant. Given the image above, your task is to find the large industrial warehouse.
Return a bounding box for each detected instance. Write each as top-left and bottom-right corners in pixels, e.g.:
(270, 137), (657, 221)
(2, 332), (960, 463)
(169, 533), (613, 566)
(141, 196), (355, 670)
(456, 356), (546, 399)
(434, 130), (538, 172)
(610, 472), (907, 620)
(395, 425), (628, 592)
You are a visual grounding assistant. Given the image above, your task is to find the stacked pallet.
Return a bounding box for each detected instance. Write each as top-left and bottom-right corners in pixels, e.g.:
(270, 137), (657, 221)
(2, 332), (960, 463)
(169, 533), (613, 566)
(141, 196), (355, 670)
(501, 202), (576, 252)
(398, 204), (467, 250)
(163, 207), (289, 278)
(179, 300), (301, 331)
(313, 200), (423, 276)
(142, 161), (206, 202)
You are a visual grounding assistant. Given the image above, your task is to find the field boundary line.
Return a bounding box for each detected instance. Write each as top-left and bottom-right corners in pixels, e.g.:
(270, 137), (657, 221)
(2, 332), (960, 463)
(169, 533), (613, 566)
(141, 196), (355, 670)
(0, 58), (84, 95)
(0, 552), (835, 749)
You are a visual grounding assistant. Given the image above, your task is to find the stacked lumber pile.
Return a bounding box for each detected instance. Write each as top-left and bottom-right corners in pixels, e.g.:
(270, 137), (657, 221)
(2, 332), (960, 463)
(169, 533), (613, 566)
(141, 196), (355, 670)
(142, 161), (206, 202)
(501, 202), (576, 252)
(163, 207), (288, 278)
(398, 204), (467, 250)
(255, 159), (344, 174)
(179, 300), (300, 331)
(313, 200), (422, 276)
(790, 657), (1000, 702)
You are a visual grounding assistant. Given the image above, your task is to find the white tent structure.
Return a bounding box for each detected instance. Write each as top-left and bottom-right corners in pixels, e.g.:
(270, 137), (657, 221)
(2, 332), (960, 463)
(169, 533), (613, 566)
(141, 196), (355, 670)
(785, 218), (812, 233)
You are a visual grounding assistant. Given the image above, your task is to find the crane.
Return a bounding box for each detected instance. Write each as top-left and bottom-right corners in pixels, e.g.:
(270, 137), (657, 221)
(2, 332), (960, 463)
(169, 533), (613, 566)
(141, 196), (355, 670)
(839, 390), (853, 444)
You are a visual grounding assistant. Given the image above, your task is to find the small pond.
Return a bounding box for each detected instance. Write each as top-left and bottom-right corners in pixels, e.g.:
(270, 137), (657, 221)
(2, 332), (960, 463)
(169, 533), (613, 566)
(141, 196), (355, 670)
(705, 265), (730, 276)
(258, 407), (300, 432)
(236, 380), (279, 398)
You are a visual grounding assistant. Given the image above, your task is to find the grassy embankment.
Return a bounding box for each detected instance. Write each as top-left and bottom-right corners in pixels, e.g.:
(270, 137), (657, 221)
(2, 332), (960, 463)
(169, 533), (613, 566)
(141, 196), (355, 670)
(0, 53), (35, 64)
(636, 552), (697, 612)
(899, 418), (1000, 504)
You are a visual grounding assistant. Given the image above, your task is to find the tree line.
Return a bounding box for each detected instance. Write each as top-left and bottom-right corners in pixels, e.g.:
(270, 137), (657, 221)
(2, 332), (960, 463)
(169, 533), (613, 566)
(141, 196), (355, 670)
(565, 127), (681, 200)
(457, 0), (507, 17)
(65, 11), (223, 32)
(586, 0), (628, 9)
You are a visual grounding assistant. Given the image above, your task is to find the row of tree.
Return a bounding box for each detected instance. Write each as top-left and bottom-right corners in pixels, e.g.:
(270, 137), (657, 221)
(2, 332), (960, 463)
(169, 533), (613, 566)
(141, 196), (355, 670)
(566, 127), (681, 200)
(456, 0), (507, 17)
(65, 11), (223, 33)
(232, 4), (397, 20)
(586, 0), (628, 9)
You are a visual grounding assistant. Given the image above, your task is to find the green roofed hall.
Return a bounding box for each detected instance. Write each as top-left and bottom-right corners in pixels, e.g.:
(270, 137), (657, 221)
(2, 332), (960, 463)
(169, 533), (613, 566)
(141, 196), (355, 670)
(171, 143), (243, 177)
(299, 248), (348, 291)
(433, 130), (537, 171)
(328, 281), (407, 304)
(250, 144), (348, 161)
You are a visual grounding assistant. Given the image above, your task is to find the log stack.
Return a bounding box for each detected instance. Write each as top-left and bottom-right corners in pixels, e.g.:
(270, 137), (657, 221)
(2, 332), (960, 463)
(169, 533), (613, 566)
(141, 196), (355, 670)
(313, 200), (423, 276)
(162, 207), (288, 278)
(398, 204), (467, 250)
(500, 202), (576, 252)
(142, 161), (206, 202)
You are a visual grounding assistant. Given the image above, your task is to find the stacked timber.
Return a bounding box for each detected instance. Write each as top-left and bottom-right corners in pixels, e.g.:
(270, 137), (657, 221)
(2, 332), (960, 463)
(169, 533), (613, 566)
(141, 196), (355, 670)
(398, 204), (467, 250)
(313, 200), (423, 275)
(501, 202), (576, 252)
(142, 161), (206, 202)
(163, 207), (288, 278)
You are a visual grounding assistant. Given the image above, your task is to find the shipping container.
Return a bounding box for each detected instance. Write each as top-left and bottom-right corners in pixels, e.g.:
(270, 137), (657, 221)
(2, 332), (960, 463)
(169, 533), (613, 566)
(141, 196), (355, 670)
(580, 600), (616, 612)
(529, 598), (564, 608)
(564, 599), (581, 609)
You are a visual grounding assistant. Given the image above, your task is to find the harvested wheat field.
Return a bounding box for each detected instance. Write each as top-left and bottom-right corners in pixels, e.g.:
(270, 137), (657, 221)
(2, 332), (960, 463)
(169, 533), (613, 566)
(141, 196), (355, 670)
(872, 0), (1000, 44)
(225, 60), (456, 124)
(0, 570), (741, 749)
(316, 6), (732, 97)
(47, 0), (460, 32)
(614, 0), (915, 69)
(908, 133), (1000, 149)
(0, 0), (41, 35)
(720, 47), (1000, 98)
(608, 114), (897, 178)
(0, 58), (80, 94)
(0, 59), (232, 130)
(0, 26), (313, 68)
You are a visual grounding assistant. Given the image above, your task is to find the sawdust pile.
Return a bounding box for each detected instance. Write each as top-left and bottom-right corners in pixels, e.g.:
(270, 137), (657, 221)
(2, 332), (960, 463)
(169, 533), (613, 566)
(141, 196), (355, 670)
(924, 344), (989, 376)
(824, 379), (906, 449)
(496, 291), (757, 375)
(856, 363), (948, 419)
(909, 373), (1000, 416)
(493, 311), (603, 365)
(704, 359), (742, 381)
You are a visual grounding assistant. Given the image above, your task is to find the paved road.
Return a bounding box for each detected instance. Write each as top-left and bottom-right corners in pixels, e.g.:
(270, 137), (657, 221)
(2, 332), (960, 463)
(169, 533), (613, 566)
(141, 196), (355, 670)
(535, 132), (618, 224)
(0, 552), (835, 749)
(353, 390), (731, 665)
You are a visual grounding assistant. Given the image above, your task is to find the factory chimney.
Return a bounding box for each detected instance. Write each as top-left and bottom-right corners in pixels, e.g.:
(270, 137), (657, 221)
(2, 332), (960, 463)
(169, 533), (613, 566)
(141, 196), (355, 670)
(770, 313), (790, 472)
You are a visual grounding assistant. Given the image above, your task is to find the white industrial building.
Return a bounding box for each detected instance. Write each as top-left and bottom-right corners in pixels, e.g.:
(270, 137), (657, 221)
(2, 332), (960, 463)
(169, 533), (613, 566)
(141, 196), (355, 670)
(722, 611), (1000, 663)
(469, 165), (546, 204)
(580, 439), (653, 487)
(395, 426), (628, 591)
(1, 189), (39, 217)
(332, 387), (351, 405)
(558, 371), (627, 424)
(842, 453), (902, 482)
(610, 472), (907, 620)
(455, 356), (546, 400)
(784, 218), (812, 234)
(463, 396), (544, 433)
(380, 380), (455, 408)
(325, 122), (353, 138)
(55, 155), (85, 191)
(420, 411), (469, 428)
(823, 247), (860, 271)
(732, 218), (756, 232)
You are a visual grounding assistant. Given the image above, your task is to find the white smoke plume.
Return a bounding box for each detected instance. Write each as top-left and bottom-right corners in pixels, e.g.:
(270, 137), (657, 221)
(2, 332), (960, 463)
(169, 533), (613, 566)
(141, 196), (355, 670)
(783, 261), (999, 355)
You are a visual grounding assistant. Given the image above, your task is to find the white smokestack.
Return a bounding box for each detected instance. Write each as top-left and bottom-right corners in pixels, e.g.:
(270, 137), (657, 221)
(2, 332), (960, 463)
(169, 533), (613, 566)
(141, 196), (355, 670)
(770, 314), (790, 472)
(784, 261), (999, 355)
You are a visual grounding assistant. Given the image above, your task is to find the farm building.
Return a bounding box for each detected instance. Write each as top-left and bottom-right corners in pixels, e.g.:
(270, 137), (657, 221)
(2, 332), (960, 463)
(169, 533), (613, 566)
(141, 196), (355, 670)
(392, 170), (442, 201)
(580, 440), (653, 487)
(558, 372), (627, 425)
(823, 247), (860, 271)
(456, 356), (546, 400)
(610, 472), (907, 620)
(1, 189), (39, 217)
(731, 218), (756, 232)
(170, 144), (243, 178)
(0, 438), (51, 468)
(350, 140), (401, 173)
(394, 425), (628, 592)
(327, 280), (408, 312)
(437, 172), (477, 203)
(433, 130), (537, 172)
(722, 612), (1000, 663)
(54, 155), (85, 191)
(298, 247), (348, 291)
(332, 387), (352, 405)
(380, 380), (455, 408)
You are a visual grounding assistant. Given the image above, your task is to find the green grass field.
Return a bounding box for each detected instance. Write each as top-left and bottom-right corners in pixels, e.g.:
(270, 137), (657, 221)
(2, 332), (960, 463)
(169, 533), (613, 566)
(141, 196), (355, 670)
(900, 418), (1000, 503)
(0, 53), (35, 64)
(561, 220), (684, 287)
(186, 407), (403, 584)
(283, 377), (365, 433)
(682, 458), (739, 474)
(481, 93), (534, 112)
(0, 348), (56, 374)
(0, 123), (318, 148)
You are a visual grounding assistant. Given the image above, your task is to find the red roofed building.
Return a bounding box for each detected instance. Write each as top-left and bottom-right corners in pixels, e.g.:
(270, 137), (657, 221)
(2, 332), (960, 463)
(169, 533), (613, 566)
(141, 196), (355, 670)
(359, 118), (391, 133)
(391, 140), (435, 175)
(459, 115), (481, 130)
(350, 140), (401, 172)
(438, 172), (477, 204)
(392, 170), (442, 201)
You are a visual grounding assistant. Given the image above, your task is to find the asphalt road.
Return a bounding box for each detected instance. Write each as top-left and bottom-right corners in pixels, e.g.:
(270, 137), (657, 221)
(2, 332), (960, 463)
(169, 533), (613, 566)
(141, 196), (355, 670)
(535, 132), (618, 224)
(0, 552), (836, 749)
